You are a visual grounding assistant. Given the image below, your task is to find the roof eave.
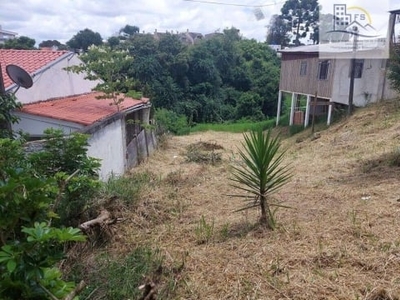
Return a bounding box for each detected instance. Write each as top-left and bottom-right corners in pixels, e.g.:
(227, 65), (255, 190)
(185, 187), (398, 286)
(5, 51), (75, 93)
(82, 101), (151, 135)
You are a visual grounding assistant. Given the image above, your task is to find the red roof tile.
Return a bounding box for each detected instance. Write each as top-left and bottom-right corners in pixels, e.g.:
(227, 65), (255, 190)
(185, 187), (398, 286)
(0, 49), (70, 89)
(20, 92), (150, 126)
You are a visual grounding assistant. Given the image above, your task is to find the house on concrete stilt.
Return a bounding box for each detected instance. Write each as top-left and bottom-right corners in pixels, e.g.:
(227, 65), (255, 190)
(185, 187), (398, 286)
(276, 8), (400, 128)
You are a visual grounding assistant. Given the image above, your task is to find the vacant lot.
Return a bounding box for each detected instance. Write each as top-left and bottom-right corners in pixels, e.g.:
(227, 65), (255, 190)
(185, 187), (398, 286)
(103, 101), (400, 299)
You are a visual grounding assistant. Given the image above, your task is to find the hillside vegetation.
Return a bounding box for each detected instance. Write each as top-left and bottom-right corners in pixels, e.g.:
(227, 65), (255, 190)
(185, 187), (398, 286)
(71, 100), (400, 299)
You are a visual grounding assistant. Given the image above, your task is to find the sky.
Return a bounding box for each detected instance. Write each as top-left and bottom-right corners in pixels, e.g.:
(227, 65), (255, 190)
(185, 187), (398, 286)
(0, 0), (285, 44)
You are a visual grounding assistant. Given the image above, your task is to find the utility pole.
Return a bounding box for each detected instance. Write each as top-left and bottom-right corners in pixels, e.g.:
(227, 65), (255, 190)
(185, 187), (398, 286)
(348, 26), (358, 116)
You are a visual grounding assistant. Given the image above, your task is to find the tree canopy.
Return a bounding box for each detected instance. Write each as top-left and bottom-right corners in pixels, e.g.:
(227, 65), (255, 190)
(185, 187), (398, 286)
(280, 0), (319, 45)
(266, 15), (291, 47)
(66, 28), (103, 51)
(2, 36), (36, 50)
(75, 27), (281, 124)
(38, 39), (68, 50)
(119, 24), (140, 36)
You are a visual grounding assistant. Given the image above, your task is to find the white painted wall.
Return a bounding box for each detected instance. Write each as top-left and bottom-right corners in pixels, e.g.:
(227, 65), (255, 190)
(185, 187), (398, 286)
(87, 119), (125, 181)
(11, 113), (83, 137)
(10, 54), (100, 104)
(332, 59), (398, 106)
(13, 112), (126, 181)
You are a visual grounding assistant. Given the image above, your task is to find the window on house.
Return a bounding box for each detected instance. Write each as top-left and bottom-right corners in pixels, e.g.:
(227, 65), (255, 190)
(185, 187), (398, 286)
(300, 61), (307, 76)
(318, 60), (330, 80)
(349, 59), (364, 78)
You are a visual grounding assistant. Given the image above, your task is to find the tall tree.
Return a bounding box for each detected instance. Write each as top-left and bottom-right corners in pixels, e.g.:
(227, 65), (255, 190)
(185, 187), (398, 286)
(39, 39), (67, 50)
(66, 28), (103, 51)
(266, 15), (290, 46)
(3, 36), (35, 50)
(107, 36), (120, 48)
(281, 0), (319, 45)
(67, 45), (136, 109)
(119, 24), (140, 36)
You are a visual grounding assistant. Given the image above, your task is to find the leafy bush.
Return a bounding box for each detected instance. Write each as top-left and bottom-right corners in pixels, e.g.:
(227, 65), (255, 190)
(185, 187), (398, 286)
(388, 46), (400, 93)
(29, 129), (101, 226)
(289, 124), (304, 136)
(0, 94), (21, 139)
(0, 223), (85, 299)
(0, 130), (99, 299)
(235, 92), (265, 121)
(185, 141), (223, 165)
(81, 247), (163, 300)
(29, 128), (100, 176)
(155, 108), (190, 135)
(101, 172), (151, 205)
(191, 118), (276, 133)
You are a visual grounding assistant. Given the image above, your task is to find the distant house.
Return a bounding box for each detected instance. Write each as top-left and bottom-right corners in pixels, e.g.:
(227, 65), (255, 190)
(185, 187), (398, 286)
(276, 9), (400, 127)
(0, 25), (17, 44)
(153, 29), (203, 45)
(1, 49), (99, 104)
(268, 44), (281, 52)
(1, 49), (155, 180)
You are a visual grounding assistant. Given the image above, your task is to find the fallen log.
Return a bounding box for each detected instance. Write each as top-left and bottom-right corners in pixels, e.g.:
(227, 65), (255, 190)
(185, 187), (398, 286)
(79, 209), (112, 231)
(64, 280), (86, 300)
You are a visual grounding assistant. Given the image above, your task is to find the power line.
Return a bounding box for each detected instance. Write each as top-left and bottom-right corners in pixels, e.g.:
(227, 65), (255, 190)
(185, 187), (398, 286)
(183, 0), (284, 8)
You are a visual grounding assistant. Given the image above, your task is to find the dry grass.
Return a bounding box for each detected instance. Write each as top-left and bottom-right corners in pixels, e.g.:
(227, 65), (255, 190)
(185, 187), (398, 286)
(85, 100), (400, 299)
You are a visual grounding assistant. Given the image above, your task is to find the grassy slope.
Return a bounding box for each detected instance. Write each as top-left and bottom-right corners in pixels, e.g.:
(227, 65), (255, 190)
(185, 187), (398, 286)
(80, 100), (400, 299)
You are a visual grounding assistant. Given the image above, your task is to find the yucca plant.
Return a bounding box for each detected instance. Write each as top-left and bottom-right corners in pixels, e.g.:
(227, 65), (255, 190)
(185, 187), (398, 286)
(230, 130), (292, 229)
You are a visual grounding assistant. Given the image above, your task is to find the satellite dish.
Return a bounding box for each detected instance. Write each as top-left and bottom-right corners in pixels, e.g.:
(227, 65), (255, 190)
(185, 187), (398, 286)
(6, 64), (33, 89)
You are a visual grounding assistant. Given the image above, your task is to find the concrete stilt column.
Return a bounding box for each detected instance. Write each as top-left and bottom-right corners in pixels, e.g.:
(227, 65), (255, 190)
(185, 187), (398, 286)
(304, 95), (311, 128)
(289, 92), (296, 126)
(276, 90), (282, 126)
(327, 100), (333, 125)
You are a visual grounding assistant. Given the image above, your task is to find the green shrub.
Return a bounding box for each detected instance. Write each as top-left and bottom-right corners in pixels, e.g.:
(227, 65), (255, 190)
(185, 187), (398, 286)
(191, 118), (276, 133)
(289, 124), (304, 136)
(0, 223), (85, 299)
(388, 45), (400, 93)
(195, 215), (215, 244)
(155, 108), (190, 135)
(0, 94), (21, 139)
(82, 247), (163, 300)
(29, 129), (101, 226)
(101, 172), (150, 205)
(0, 138), (87, 299)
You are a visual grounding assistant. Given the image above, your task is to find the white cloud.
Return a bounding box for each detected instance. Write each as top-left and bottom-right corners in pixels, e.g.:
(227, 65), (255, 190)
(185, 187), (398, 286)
(0, 0), (282, 44)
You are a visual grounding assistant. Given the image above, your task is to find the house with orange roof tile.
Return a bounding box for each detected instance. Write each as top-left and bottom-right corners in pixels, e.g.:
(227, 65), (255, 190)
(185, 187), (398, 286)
(1, 49), (99, 104)
(1, 49), (155, 180)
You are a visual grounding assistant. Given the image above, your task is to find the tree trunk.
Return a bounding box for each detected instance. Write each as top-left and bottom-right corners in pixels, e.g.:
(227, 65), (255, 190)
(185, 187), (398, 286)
(259, 196), (268, 227)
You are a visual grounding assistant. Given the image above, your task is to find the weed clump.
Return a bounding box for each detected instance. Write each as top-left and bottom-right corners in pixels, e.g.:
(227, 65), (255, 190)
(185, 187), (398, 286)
(184, 141), (223, 164)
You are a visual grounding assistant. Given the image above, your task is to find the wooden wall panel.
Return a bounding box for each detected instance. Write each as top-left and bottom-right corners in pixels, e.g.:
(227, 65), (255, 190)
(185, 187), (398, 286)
(279, 53), (334, 98)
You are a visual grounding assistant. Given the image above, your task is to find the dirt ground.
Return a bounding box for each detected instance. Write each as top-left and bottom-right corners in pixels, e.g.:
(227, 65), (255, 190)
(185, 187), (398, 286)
(118, 101), (400, 299)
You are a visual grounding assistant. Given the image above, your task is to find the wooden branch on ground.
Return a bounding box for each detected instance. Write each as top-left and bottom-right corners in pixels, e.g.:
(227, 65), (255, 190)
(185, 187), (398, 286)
(79, 209), (112, 231)
(64, 280), (86, 300)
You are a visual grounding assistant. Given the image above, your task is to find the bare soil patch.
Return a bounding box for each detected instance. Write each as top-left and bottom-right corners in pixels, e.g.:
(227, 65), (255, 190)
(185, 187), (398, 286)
(107, 101), (400, 299)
